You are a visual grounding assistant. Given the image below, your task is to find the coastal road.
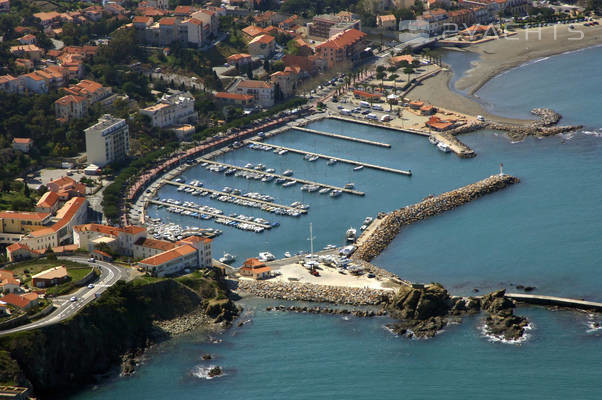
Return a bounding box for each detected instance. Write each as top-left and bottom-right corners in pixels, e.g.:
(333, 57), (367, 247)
(0, 258), (129, 336)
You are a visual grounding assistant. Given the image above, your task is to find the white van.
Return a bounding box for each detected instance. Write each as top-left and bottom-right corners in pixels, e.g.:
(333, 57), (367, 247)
(359, 101), (371, 108)
(340, 108), (352, 116)
(380, 114), (392, 122)
(372, 104), (384, 111)
(365, 113), (378, 120)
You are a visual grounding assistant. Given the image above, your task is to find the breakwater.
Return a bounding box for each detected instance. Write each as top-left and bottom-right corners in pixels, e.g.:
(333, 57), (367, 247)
(486, 108), (583, 141)
(353, 174), (520, 261)
(266, 305), (387, 317)
(237, 280), (392, 305)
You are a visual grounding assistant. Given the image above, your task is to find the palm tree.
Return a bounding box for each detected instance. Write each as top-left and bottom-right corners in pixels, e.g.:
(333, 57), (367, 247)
(403, 66), (414, 84)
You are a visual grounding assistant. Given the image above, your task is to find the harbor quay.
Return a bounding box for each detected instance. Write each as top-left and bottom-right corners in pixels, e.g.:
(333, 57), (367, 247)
(353, 174), (520, 262)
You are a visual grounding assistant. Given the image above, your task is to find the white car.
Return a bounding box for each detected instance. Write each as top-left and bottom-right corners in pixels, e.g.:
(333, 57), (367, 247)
(70, 296), (77, 302)
(87, 284), (95, 289)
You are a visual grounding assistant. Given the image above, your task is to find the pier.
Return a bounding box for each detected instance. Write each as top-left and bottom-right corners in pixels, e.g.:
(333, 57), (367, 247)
(199, 159), (366, 196)
(246, 140), (412, 176)
(163, 180), (308, 214)
(148, 199), (271, 229)
(353, 174), (520, 261)
(290, 125), (392, 148)
(506, 293), (602, 312)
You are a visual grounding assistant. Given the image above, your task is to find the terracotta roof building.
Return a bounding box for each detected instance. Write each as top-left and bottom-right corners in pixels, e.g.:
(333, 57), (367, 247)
(31, 266), (69, 288)
(240, 258), (271, 279)
(315, 29), (367, 69)
(1, 292), (39, 310)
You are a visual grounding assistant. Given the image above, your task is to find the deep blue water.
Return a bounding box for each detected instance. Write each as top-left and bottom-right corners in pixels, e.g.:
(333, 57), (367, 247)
(73, 48), (602, 399)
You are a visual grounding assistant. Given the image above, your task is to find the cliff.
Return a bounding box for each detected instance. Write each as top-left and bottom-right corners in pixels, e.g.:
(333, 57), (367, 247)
(0, 270), (238, 398)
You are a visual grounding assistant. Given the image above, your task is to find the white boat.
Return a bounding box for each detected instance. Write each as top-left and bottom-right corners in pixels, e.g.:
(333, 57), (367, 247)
(308, 155), (319, 162)
(363, 216), (373, 225)
(429, 135), (438, 145)
(319, 188), (331, 194)
(282, 169), (294, 176)
(284, 251), (292, 258)
(346, 227), (357, 241)
(353, 165), (364, 171)
(327, 158), (337, 166)
(303, 154), (312, 160)
(244, 163), (254, 168)
(282, 180), (297, 187)
(330, 190), (342, 198)
(258, 252), (275, 262)
(437, 142), (451, 153)
(278, 149), (288, 155)
(344, 182), (355, 189)
(219, 253), (236, 264)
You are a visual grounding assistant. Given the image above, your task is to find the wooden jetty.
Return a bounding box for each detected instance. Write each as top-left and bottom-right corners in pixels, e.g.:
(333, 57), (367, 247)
(163, 180), (307, 214)
(291, 125), (391, 148)
(199, 159), (365, 196)
(247, 140), (412, 176)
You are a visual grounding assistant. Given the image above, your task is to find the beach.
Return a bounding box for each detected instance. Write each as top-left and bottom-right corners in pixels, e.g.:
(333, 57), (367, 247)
(410, 23), (602, 123)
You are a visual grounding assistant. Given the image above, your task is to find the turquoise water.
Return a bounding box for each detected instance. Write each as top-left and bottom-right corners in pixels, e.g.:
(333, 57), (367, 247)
(74, 48), (602, 399)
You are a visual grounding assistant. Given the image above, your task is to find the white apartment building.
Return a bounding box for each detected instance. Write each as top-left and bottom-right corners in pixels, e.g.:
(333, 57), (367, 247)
(140, 91), (197, 128)
(84, 114), (130, 167)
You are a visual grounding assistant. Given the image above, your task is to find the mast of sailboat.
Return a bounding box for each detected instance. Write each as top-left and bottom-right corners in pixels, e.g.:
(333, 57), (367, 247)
(307, 222), (315, 256)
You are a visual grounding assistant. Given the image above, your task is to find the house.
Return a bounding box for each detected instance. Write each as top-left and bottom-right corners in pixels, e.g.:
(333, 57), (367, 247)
(0, 271), (20, 294)
(416, 8), (449, 35)
(0, 75), (21, 93)
(0, 0), (9, 13)
(408, 100), (425, 110)
(420, 104), (436, 115)
(140, 91), (197, 128)
(459, 24), (499, 41)
(137, 236), (212, 277)
(239, 258), (271, 279)
(20, 72), (47, 94)
(241, 25), (266, 41)
(10, 44), (43, 61)
(47, 176), (86, 199)
(31, 266), (69, 288)
(17, 34), (36, 45)
(0, 211), (52, 241)
(315, 29), (367, 70)
(247, 34), (275, 58)
(377, 14), (396, 30)
(33, 11), (62, 29)
(1, 293), (39, 310)
(55, 80), (113, 122)
(133, 237), (176, 260)
(270, 66), (300, 98)
(214, 92), (255, 107)
(54, 95), (87, 122)
(231, 80), (274, 108)
(11, 138), (33, 153)
(391, 54), (418, 66)
(279, 15), (298, 30)
(426, 116), (455, 131)
(74, 223), (147, 256)
(226, 53), (252, 68)
(36, 191), (60, 214)
(290, 38), (313, 56)
(353, 89), (383, 102)
(5, 243), (39, 262)
(308, 13), (361, 39)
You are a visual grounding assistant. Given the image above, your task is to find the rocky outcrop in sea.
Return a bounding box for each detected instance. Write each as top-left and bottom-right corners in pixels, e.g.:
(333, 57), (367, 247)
(486, 108), (583, 141)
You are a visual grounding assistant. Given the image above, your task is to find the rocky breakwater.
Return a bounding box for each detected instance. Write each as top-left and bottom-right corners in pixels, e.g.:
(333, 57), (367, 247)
(353, 174), (520, 262)
(237, 280), (392, 305)
(384, 284), (529, 341)
(487, 108), (583, 141)
(266, 305), (387, 317)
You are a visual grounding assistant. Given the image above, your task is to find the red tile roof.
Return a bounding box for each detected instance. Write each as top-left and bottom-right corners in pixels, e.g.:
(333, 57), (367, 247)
(215, 92), (254, 101)
(0, 211), (50, 221)
(1, 293), (38, 309)
(249, 34), (275, 45)
(316, 28), (366, 51)
(237, 80), (272, 89)
(36, 191), (60, 209)
(138, 244), (197, 266)
(159, 17), (176, 26)
(135, 237), (177, 251)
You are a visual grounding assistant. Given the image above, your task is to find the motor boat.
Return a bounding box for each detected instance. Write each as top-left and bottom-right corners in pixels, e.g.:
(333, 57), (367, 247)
(219, 253), (236, 264)
(346, 227), (357, 241)
(258, 252), (275, 262)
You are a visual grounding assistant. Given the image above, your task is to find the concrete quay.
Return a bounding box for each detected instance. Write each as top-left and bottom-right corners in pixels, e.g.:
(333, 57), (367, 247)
(199, 158), (366, 196)
(353, 174), (520, 262)
(506, 293), (602, 312)
(290, 125), (392, 148)
(247, 140), (412, 176)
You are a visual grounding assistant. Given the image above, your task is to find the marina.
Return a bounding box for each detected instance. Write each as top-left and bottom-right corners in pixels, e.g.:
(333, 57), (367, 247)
(197, 158), (366, 196)
(290, 125), (392, 148)
(149, 199), (273, 230)
(163, 180), (308, 215)
(246, 140), (412, 176)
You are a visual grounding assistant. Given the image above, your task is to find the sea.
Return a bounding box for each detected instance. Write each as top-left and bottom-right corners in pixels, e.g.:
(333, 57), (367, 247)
(72, 47), (602, 400)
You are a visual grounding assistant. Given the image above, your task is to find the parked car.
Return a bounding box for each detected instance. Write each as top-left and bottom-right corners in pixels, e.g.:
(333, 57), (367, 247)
(70, 296), (77, 302)
(88, 284), (95, 289)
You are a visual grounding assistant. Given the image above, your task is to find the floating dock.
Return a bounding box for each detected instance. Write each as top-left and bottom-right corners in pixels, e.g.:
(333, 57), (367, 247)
(199, 159), (365, 196)
(247, 140), (412, 176)
(163, 180), (308, 214)
(149, 199), (271, 229)
(291, 125), (391, 148)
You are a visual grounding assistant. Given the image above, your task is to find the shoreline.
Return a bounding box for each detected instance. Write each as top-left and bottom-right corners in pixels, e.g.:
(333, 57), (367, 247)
(411, 24), (602, 123)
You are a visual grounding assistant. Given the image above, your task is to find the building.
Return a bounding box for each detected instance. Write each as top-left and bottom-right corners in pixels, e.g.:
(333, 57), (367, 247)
(31, 266), (69, 288)
(353, 89), (383, 102)
(214, 92), (255, 107)
(241, 25), (266, 41)
(416, 8), (449, 35)
(226, 53), (252, 68)
(0, 293), (39, 310)
(74, 223), (147, 256)
(315, 29), (367, 70)
(133, 237), (176, 260)
(270, 66), (300, 98)
(47, 176), (86, 200)
(308, 14), (361, 39)
(0, 75), (21, 93)
(137, 236), (212, 277)
(9, 44), (43, 61)
(239, 258), (271, 279)
(140, 91), (197, 128)
(84, 115), (130, 167)
(377, 14), (397, 30)
(0, 271), (20, 294)
(247, 34), (275, 58)
(0, 0), (10, 13)
(0, 211), (52, 244)
(36, 191), (60, 214)
(11, 137), (33, 152)
(231, 80), (274, 108)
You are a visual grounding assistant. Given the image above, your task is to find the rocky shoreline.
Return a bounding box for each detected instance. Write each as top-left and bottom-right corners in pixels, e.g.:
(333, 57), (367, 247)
(266, 305), (387, 317)
(237, 280), (392, 305)
(353, 174), (520, 262)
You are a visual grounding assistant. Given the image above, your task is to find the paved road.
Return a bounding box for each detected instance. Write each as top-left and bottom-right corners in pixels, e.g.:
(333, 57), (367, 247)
(0, 258), (129, 336)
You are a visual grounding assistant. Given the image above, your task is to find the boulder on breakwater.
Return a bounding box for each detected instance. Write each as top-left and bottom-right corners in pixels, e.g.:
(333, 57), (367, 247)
(353, 174), (520, 262)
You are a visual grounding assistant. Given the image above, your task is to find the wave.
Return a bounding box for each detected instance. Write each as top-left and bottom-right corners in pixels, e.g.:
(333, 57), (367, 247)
(479, 322), (533, 345)
(191, 365), (225, 380)
(581, 128), (602, 137)
(586, 314), (601, 333)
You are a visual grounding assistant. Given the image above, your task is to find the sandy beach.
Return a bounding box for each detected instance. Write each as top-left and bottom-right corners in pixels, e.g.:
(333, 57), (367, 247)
(410, 22), (602, 123)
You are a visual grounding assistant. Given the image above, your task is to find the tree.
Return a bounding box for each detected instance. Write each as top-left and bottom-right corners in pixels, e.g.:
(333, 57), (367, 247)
(403, 66), (414, 83)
